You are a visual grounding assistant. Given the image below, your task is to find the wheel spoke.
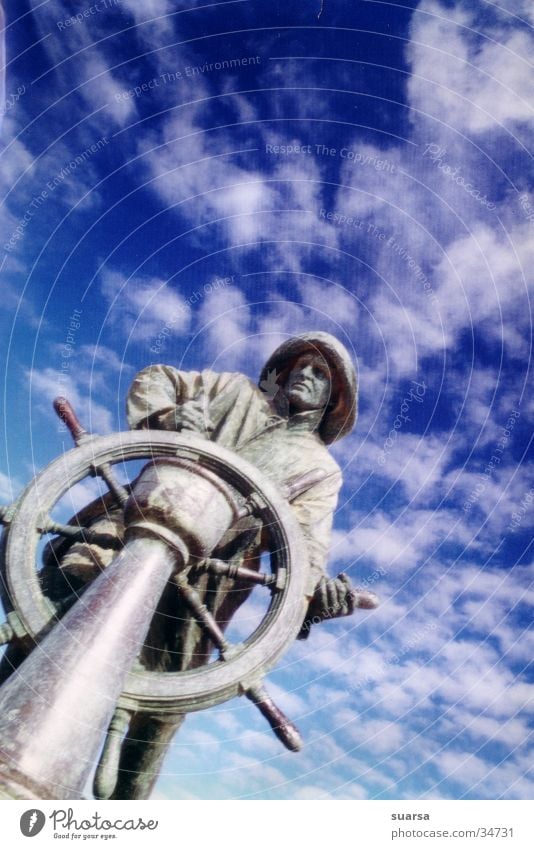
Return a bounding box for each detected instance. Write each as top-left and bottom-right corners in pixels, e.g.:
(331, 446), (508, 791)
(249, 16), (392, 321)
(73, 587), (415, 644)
(53, 396), (129, 507)
(38, 518), (123, 549)
(245, 682), (303, 752)
(205, 558), (275, 587)
(93, 462), (129, 507)
(173, 573), (231, 656)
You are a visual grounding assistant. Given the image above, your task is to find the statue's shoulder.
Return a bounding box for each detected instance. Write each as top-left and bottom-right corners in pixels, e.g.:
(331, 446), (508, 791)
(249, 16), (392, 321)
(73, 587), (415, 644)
(318, 441), (342, 476)
(130, 365), (266, 412)
(200, 369), (259, 392)
(130, 363), (189, 383)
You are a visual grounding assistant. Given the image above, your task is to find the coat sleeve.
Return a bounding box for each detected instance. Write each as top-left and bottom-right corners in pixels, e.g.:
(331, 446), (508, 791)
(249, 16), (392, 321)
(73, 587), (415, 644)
(126, 365), (248, 431)
(290, 466), (342, 596)
(126, 365), (198, 429)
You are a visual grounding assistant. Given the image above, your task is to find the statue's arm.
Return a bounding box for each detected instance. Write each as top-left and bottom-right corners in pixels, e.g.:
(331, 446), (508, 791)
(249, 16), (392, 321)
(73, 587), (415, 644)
(126, 365), (241, 434)
(294, 467), (376, 637)
(127, 365), (194, 429)
(290, 468), (342, 596)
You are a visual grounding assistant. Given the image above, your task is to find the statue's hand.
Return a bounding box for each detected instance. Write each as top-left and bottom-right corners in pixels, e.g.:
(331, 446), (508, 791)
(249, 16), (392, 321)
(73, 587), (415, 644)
(297, 573), (379, 639)
(309, 573), (356, 620)
(156, 400), (213, 435)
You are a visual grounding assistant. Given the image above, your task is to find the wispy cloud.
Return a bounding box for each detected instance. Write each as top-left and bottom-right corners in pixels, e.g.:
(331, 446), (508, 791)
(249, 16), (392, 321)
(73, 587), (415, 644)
(100, 268), (191, 343)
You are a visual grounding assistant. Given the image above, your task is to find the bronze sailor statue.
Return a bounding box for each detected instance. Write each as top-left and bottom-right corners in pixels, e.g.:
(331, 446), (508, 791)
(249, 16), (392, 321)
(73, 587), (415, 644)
(0, 333), (378, 799)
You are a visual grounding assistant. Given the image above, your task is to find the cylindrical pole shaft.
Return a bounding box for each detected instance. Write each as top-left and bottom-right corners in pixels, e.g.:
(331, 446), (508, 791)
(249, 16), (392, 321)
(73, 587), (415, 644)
(0, 536), (177, 799)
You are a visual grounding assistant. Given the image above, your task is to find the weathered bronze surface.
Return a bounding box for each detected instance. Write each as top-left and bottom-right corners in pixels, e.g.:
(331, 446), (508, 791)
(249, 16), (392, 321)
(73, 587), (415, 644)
(0, 333), (378, 800)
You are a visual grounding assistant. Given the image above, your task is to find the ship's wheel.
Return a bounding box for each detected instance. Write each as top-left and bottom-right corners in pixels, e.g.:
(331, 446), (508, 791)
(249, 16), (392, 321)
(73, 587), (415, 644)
(0, 399), (314, 760)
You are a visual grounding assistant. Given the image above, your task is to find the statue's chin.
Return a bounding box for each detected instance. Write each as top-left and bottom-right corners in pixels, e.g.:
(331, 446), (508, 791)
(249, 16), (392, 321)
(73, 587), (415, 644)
(287, 390), (311, 410)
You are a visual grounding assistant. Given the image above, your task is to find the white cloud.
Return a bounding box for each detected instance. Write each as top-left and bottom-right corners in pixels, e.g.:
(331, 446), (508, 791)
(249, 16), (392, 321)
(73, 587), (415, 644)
(80, 343), (130, 375)
(27, 0), (137, 129)
(26, 341), (135, 440)
(449, 710), (531, 749)
(436, 749), (492, 787)
(120, 0), (174, 38)
(0, 126), (35, 196)
(100, 269), (191, 343)
(332, 487), (464, 573)
(408, 0), (534, 133)
(370, 293), (446, 376)
(1, 118), (107, 272)
(195, 286), (361, 378)
(137, 110), (276, 245)
(196, 285), (252, 368)
(347, 718), (404, 755)
(136, 106), (342, 273)
(0, 470), (22, 504)
(280, 546), (534, 797)
(432, 223), (533, 357)
(382, 433), (457, 502)
(407, 1), (534, 133)
(267, 680), (308, 718)
(292, 785), (335, 799)
(79, 55), (137, 126)
(296, 278), (359, 325)
(28, 366), (114, 435)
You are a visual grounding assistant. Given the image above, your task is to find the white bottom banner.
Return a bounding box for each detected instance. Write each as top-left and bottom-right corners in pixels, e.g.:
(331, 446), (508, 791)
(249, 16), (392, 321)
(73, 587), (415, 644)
(2, 800), (533, 848)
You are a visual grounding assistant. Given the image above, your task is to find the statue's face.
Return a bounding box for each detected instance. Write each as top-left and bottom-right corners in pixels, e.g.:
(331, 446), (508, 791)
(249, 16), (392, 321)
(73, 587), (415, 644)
(285, 353), (332, 412)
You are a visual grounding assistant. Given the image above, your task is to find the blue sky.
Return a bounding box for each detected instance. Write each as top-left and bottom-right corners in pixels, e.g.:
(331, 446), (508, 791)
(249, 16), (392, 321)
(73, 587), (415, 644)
(0, 0), (533, 800)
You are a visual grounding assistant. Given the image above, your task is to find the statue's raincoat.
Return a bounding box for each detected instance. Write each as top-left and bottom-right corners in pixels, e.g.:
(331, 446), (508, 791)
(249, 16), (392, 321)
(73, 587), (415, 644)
(57, 366), (342, 673)
(127, 365), (342, 596)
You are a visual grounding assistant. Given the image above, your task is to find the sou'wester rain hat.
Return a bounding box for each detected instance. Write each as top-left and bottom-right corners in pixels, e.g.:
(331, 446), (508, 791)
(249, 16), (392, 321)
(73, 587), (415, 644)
(259, 332), (358, 444)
